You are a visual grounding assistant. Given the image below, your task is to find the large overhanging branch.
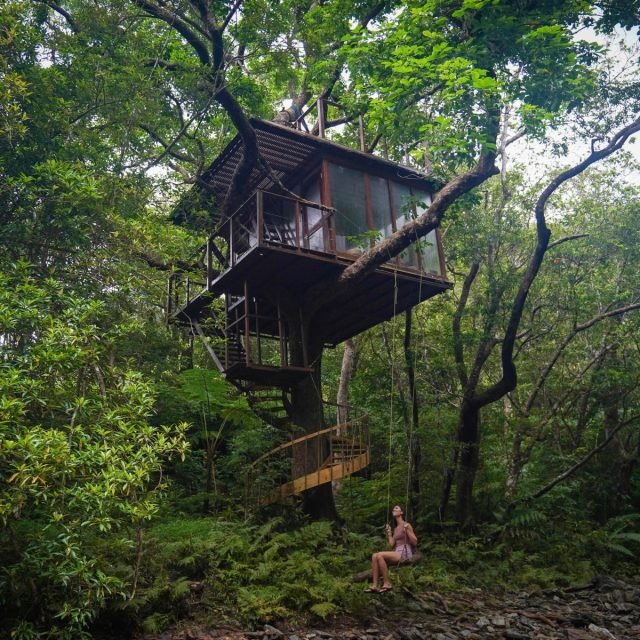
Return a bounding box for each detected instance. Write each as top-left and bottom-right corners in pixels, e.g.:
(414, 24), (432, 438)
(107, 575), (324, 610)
(306, 147), (500, 314)
(473, 113), (640, 411)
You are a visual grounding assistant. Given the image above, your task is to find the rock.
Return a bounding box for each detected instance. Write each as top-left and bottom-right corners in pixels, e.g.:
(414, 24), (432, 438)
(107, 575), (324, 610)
(264, 625), (284, 638)
(476, 616), (490, 628)
(504, 631), (530, 639)
(490, 616), (506, 627)
(587, 624), (617, 639)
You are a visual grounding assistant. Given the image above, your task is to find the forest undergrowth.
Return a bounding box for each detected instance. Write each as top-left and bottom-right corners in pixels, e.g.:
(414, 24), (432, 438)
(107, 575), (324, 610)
(92, 504), (640, 637)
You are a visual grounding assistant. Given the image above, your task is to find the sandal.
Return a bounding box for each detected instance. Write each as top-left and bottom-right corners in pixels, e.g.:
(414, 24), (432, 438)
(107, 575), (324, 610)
(378, 586), (393, 593)
(364, 586), (380, 593)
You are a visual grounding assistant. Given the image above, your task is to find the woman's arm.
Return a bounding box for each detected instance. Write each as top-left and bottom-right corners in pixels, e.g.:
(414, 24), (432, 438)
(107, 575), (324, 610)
(384, 524), (394, 548)
(403, 523), (418, 546)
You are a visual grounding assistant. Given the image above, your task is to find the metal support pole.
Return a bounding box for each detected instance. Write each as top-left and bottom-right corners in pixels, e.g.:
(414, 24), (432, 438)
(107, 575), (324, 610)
(206, 238), (213, 290)
(358, 114), (366, 152)
(244, 281), (251, 366)
(317, 98), (325, 138)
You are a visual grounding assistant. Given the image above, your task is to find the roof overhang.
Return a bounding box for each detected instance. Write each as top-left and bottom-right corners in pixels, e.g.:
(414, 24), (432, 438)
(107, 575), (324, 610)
(200, 118), (439, 209)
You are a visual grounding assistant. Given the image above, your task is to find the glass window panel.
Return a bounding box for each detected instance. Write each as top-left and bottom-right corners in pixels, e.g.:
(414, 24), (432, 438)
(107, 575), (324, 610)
(303, 180), (325, 251)
(329, 163), (368, 254)
(412, 189), (441, 274)
(369, 175), (393, 241)
(390, 182), (418, 269)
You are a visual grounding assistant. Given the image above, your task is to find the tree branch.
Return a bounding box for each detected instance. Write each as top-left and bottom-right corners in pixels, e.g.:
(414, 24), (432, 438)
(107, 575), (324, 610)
(452, 261), (480, 389)
(473, 114), (640, 410)
(42, 1), (79, 32)
(525, 302), (640, 413)
(222, 0), (243, 32)
(529, 413), (640, 500)
(132, 0), (211, 66)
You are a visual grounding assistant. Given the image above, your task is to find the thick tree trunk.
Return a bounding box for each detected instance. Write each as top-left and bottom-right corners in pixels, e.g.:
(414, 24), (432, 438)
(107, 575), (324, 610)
(288, 341), (339, 521)
(454, 403), (481, 529)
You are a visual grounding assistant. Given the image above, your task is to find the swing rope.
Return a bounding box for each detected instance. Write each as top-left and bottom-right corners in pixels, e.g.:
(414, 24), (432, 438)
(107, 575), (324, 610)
(403, 234), (426, 522)
(386, 264), (399, 519)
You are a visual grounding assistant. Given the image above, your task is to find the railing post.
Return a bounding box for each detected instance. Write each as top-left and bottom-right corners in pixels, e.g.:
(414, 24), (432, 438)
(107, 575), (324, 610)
(229, 218), (235, 268)
(358, 114), (366, 152)
(317, 98), (325, 138)
(243, 281), (251, 366)
(206, 238), (213, 290)
(186, 276), (191, 303)
(256, 191), (264, 246)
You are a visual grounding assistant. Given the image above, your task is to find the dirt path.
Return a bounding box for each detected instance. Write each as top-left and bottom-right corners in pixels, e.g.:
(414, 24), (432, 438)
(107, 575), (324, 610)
(143, 575), (640, 640)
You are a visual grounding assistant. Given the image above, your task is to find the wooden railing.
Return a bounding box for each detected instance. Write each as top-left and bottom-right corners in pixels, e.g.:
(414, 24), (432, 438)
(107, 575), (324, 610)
(166, 190), (334, 317)
(246, 402), (370, 507)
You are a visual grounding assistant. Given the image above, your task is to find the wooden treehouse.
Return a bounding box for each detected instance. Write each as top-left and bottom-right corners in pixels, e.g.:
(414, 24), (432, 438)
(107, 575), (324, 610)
(166, 111), (452, 504)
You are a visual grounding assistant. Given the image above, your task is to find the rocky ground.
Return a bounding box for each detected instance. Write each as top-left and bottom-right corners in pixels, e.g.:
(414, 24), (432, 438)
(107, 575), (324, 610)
(144, 575), (640, 640)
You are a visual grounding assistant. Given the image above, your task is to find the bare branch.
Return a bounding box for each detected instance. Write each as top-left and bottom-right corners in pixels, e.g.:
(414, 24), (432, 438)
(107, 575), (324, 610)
(222, 0), (243, 31)
(42, 1), (79, 32)
(139, 124), (196, 163)
(132, 0), (211, 66)
(529, 413), (640, 500)
(452, 262), (480, 389)
(547, 233), (589, 249)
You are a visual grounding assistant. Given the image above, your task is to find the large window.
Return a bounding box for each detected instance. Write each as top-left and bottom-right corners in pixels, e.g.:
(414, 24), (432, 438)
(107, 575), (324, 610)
(303, 180), (325, 252)
(329, 164), (368, 253)
(327, 162), (442, 275)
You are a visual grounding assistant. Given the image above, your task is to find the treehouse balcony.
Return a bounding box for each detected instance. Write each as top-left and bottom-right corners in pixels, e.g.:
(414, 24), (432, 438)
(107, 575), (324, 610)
(168, 188), (450, 340)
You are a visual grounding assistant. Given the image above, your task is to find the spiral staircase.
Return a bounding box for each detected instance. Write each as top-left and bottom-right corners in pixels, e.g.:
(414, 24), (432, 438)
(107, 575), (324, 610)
(246, 411), (370, 506)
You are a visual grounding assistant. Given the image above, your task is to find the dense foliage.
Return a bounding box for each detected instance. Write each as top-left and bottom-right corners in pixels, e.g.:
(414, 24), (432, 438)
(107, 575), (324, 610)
(1, 0), (639, 637)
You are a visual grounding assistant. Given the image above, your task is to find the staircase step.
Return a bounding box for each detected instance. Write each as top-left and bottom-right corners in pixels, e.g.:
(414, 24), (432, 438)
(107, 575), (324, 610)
(257, 450), (371, 505)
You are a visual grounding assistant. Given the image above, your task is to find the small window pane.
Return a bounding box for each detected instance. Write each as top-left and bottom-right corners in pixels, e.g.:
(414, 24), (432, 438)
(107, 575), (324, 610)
(329, 163), (368, 253)
(413, 189), (441, 274)
(369, 175), (393, 240)
(390, 182), (418, 269)
(304, 180), (325, 251)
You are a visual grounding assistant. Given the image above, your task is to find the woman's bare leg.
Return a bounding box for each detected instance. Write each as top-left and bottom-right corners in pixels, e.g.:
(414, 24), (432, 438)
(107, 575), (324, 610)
(376, 551), (401, 588)
(369, 552), (380, 589)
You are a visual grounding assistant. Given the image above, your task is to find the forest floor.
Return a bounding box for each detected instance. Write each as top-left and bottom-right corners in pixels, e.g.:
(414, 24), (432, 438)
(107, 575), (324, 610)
(140, 574), (640, 640)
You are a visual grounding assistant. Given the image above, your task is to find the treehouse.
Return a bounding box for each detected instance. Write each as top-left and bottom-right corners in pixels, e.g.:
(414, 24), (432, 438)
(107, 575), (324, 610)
(167, 117), (451, 387)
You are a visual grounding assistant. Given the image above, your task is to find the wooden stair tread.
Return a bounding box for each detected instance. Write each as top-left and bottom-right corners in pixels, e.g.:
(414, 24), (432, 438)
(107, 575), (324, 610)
(259, 451), (370, 505)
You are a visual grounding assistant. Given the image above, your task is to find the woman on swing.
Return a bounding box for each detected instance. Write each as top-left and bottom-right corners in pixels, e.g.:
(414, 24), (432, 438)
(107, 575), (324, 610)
(365, 505), (418, 593)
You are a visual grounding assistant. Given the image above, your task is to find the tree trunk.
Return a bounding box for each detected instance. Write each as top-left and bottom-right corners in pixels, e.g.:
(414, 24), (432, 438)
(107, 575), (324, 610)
(454, 402), (481, 529)
(289, 346), (339, 521)
(337, 338), (356, 427)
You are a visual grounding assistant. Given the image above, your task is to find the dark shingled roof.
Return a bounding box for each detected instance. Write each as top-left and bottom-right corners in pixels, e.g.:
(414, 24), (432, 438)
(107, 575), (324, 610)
(200, 118), (438, 205)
